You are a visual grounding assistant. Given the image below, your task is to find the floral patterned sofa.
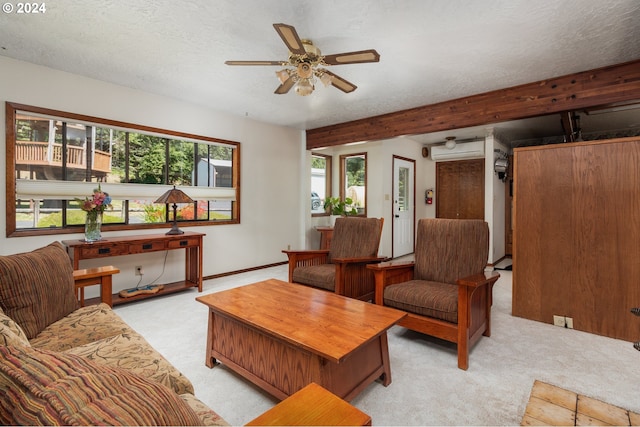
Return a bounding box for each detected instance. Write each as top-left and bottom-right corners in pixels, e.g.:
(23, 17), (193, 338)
(0, 242), (228, 426)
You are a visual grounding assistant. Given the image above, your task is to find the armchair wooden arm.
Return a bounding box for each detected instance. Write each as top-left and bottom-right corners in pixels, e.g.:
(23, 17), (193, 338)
(73, 265), (120, 307)
(457, 271), (500, 289)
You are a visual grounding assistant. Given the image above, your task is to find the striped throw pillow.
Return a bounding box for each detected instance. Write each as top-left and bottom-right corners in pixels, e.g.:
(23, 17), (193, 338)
(0, 345), (202, 426)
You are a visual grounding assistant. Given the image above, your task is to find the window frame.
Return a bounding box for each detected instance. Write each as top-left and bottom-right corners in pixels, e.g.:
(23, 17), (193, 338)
(6, 102), (241, 238)
(339, 152), (367, 217)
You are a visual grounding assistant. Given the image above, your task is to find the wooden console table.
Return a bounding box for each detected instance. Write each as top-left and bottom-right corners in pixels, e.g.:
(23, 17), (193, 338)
(62, 232), (204, 306)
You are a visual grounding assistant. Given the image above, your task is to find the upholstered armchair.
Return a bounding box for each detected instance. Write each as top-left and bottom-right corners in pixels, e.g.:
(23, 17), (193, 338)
(367, 218), (499, 370)
(283, 217), (385, 301)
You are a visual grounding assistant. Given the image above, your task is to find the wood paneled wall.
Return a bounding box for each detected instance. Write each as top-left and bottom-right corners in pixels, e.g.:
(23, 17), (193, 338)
(512, 137), (640, 341)
(306, 59), (640, 149)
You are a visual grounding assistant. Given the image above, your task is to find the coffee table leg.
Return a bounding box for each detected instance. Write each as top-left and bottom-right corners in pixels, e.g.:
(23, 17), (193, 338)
(379, 333), (392, 386)
(205, 310), (218, 368)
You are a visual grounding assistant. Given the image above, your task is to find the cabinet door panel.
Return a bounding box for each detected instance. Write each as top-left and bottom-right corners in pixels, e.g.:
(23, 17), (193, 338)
(436, 159), (484, 219)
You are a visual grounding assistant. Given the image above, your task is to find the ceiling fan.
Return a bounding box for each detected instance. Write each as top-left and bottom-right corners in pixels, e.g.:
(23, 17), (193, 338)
(225, 23), (380, 96)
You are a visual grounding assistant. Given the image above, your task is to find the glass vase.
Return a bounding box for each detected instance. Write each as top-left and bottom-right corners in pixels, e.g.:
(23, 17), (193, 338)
(84, 211), (103, 242)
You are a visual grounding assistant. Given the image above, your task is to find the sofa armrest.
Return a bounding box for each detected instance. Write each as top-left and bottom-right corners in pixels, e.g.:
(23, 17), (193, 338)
(367, 260), (416, 305)
(73, 265), (120, 307)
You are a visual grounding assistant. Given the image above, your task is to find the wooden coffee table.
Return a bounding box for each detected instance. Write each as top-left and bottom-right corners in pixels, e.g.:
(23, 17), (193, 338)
(196, 279), (406, 401)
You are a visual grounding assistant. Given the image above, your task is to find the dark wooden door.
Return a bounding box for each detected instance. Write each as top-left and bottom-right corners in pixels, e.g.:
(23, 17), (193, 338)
(436, 159), (484, 219)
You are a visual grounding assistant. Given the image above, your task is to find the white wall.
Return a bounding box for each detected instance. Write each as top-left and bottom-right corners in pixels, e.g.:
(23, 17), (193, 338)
(0, 57), (304, 295)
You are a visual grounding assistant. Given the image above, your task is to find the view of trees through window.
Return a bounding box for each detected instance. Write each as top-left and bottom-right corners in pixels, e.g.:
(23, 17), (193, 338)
(9, 104), (239, 235)
(311, 153), (331, 215)
(341, 153), (366, 216)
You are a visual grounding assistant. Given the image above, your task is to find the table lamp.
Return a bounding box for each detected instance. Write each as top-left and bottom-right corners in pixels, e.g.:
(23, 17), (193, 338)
(154, 185), (194, 235)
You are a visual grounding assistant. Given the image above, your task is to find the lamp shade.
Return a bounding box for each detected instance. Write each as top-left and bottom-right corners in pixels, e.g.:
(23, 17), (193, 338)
(154, 186), (194, 204)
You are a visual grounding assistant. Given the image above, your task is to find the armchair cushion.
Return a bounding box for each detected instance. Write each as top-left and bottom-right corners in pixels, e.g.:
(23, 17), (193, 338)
(414, 218), (488, 284)
(328, 217), (382, 261)
(383, 280), (458, 323)
(0, 242), (78, 339)
(292, 264), (336, 291)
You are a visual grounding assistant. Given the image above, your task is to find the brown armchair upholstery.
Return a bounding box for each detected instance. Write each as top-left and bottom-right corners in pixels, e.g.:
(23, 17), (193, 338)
(283, 217), (385, 301)
(367, 218), (499, 370)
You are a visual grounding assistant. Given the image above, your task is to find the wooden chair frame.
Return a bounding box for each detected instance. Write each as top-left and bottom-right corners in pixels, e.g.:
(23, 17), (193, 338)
(282, 218), (385, 301)
(367, 260), (499, 370)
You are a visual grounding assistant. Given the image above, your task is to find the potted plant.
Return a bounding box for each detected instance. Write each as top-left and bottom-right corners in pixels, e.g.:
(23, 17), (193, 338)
(323, 197), (358, 225)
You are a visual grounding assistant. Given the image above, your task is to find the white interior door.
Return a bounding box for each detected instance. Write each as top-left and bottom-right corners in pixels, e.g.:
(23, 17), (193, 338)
(393, 157), (415, 257)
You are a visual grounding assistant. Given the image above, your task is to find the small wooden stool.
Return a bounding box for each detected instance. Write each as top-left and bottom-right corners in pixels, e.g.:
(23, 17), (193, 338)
(245, 383), (371, 426)
(73, 265), (119, 307)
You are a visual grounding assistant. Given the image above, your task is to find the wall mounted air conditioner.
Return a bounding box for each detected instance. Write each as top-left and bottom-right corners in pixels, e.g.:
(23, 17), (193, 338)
(430, 139), (485, 161)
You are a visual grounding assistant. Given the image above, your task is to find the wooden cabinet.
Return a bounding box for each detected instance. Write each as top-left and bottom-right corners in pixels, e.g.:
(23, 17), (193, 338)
(512, 137), (640, 341)
(62, 232), (204, 306)
(436, 159), (484, 219)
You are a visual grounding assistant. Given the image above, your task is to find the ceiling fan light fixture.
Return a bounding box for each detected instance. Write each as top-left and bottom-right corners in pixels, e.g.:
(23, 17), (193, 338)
(226, 23), (379, 96)
(295, 78), (314, 96)
(319, 71), (333, 87)
(275, 69), (290, 84)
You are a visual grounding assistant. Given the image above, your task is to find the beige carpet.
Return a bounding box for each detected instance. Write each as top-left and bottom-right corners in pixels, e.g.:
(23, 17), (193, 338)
(114, 265), (640, 425)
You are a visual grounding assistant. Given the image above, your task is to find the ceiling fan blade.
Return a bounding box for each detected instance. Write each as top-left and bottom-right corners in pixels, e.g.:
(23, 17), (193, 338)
(274, 76), (296, 94)
(323, 70), (357, 93)
(225, 60), (284, 66)
(323, 49), (380, 65)
(273, 23), (306, 55)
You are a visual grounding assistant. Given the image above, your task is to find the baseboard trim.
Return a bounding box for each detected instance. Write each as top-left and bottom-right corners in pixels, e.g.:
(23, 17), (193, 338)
(203, 261), (288, 281)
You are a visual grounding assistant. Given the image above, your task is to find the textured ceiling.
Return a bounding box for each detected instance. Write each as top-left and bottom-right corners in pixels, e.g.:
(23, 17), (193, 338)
(1, 0), (639, 143)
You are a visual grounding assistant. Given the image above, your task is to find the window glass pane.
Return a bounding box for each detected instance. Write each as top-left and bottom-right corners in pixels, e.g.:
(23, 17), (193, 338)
(311, 154), (330, 214)
(169, 139), (194, 186)
(128, 133), (166, 184)
(343, 153), (366, 215)
(398, 166), (409, 212)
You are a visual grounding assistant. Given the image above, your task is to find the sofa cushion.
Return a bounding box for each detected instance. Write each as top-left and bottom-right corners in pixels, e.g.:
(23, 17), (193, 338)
(30, 303), (133, 352)
(0, 242), (79, 339)
(180, 393), (230, 426)
(65, 332), (195, 395)
(384, 279), (459, 323)
(0, 311), (30, 347)
(0, 345), (202, 426)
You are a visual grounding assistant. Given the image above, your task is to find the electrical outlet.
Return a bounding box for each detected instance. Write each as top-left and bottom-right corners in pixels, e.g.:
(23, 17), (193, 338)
(565, 317), (574, 329)
(135, 266), (143, 276)
(553, 315), (565, 327)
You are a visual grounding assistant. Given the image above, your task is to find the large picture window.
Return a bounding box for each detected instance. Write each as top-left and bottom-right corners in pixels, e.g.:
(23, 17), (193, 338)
(6, 102), (240, 237)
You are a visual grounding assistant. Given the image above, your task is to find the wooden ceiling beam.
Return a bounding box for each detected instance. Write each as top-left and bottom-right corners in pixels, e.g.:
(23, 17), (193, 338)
(306, 59), (640, 149)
